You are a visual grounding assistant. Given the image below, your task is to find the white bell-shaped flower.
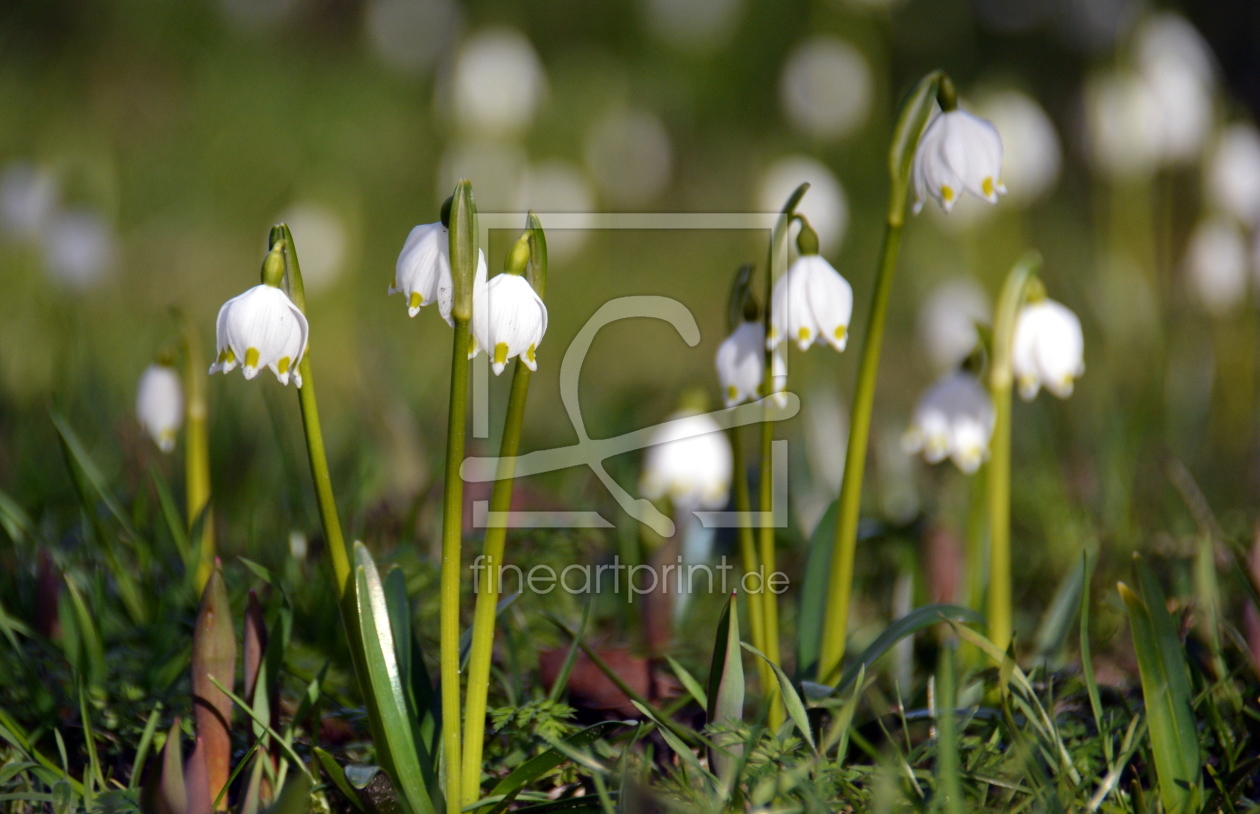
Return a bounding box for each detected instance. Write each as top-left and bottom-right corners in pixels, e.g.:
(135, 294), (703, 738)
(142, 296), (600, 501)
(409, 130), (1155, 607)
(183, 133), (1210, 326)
(1011, 299), (1085, 401)
(902, 371), (994, 475)
(912, 109), (1007, 214)
(209, 284), (309, 387)
(767, 254), (853, 352)
(714, 321), (787, 407)
(470, 255), (547, 375)
(640, 411), (732, 511)
(390, 222), (454, 324)
(1185, 216), (1248, 316)
(136, 364), (183, 453)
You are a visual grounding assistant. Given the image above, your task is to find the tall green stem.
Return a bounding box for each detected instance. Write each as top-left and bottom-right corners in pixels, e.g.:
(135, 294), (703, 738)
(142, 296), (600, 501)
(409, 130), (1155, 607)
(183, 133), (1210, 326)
(440, 318), (470, 814)
(819, 221), (901, 683)
(729, 427), (769, 698)
(275, 225), (351, 594)
(817, 71), (943, 683)
(985, 251), (1040, 653)
(756, 414), (783, 730)
(181, 318), (215, 593)
(461, 360), (530, 804)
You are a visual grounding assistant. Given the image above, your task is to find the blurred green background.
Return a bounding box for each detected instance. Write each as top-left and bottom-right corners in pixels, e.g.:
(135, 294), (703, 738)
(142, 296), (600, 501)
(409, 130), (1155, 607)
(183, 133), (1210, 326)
(3, 0), (1260, 653)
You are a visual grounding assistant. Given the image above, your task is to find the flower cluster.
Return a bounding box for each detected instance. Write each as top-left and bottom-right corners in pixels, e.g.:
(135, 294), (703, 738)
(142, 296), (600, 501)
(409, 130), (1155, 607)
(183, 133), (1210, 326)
(903, 371), (994, 474)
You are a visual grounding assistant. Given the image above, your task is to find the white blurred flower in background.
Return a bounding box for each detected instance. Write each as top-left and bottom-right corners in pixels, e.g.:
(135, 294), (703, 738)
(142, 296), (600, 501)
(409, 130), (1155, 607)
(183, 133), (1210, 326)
(1085, 71), (1162, 179)
(1012, 299), (1086, 400)
(514, 160), (595, 261)
(365, 0), (461, 76)
(1134, 12), (1215, 164)
(974, 90), (1061, 205)
(639, 411), (732, 511)
(41, 208), (117, 291)
(779, 36), (873, 141)
(642, 0), (743, 53)
(917, 278), (990, 373)
(1, 161), (58, 239)
(451, 29), (547, 136)
(1206, 123), (1260, 227)
(136, 364), (184, 454)
(758, 155), (848, 256)
(278, 202), (348, 296)
(902, 371), (994, 474)
(1087, 14), (1215, 178)
(1184, 216), (1248, 316)
(585, 106), (673, 208)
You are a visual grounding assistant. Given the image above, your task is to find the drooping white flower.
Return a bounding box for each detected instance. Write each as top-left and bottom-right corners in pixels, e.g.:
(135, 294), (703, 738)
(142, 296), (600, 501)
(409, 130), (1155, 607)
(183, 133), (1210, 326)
(1185, 216), (1248, 316)
(469, 257), (547, 375)
(136, 364), (184, 453)
(209, 284), (309, 386)
(912, 109), (1006, 214)
(767, 254), (853, 352)
(1135, 13), (1216, 164)
(714, 321), (786, 407)
(640, 411), (732, 510)
(390, 222), (453, 323)
(902, 371), (994, 474)
(1205, 123), (1260, 226)
(1011, 299), (1085, 400)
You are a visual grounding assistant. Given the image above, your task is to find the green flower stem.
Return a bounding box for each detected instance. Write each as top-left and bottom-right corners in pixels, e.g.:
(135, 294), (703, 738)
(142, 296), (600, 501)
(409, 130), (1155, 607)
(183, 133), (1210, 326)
(986, 251), (1041, 653)
(729, 427), (770, 700)
(439, 317), (471, 814)
(461, 359), (531, 805)
(273, 225), (351, 594)
(818, 221), (901, 684)
(817, 71), (943, 683)
(181, 317), (215, 593)
(756, 412), (784, 731)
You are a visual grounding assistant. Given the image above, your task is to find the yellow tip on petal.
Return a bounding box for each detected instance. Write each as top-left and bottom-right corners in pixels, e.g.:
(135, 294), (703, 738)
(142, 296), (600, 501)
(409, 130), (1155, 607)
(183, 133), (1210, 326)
(797, 327), (811, 343)
(526, 343), (536, 364)
(727, 385), (738, 402)
(218, 348), (236, 365)
(409, 292), (422, 309)
(982, 177), (995, 198)
(244, 347), (260, 369)
(493, 342), (509, 366)
(277, 356), (291, 375)
(834, 325), (846, 342)
(941, 185), (955, 203)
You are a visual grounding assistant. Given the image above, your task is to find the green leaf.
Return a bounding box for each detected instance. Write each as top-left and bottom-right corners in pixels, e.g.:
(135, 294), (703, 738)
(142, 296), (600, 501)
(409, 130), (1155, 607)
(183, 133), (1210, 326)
(741, 643), (813, 751)
(831, 605), (983, 697)
(52, 780), (75, 814)
(547, 601), (593, 704)
(1077, 552), (1108, 764)
(314, 748), (365, 813)
(706, 594), (745, 782)
(1120, 556), (1202, 814)
(664, 657), (706, 711)
(341, 543), (436, 814)
(933, 646), (963, 814)
(150, 467), (190, 568)
(382, 565), (438, 789)
(1033, 553), (1088, 660)
(460, 592), (519, 669)
(486, 721), (625, 814)
(887, 71), (944, 220)
(796, 500), (837, 680)
(51, 410), (142, 542)
(265, 773), (312, 814)
(62, 575), (104, 687)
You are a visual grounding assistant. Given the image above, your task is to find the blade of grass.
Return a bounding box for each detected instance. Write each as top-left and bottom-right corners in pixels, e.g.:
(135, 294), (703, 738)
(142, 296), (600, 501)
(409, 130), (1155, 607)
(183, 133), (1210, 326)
(547, 601), (593, 704)
(664, 657), (706, 711)
(1119, 558), (1202, 814)
(485, 721), (625, 814)
(313, 748), (366, 813)
(831, 605), (983, 695)
(741, 642), (814, 751)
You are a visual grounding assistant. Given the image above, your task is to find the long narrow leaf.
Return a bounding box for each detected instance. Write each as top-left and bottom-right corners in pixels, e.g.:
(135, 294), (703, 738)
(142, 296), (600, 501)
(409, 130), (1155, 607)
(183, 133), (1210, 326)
(341, 543), (435, 814)
(1120, 560), (1202, 814)
(706, 594), (745, 783)
(796, 500), (837, 678)
(832, 605), (983, 697)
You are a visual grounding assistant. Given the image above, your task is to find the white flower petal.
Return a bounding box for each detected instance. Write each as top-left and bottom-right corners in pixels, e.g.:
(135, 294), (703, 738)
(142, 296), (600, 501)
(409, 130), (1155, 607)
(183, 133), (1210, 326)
(392, 222), (453, 323)
(912, 109), (1006, 213)
(137, 364), (184, 453)
(210, 284), (309, 387)
(639, 411), (732, 511)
